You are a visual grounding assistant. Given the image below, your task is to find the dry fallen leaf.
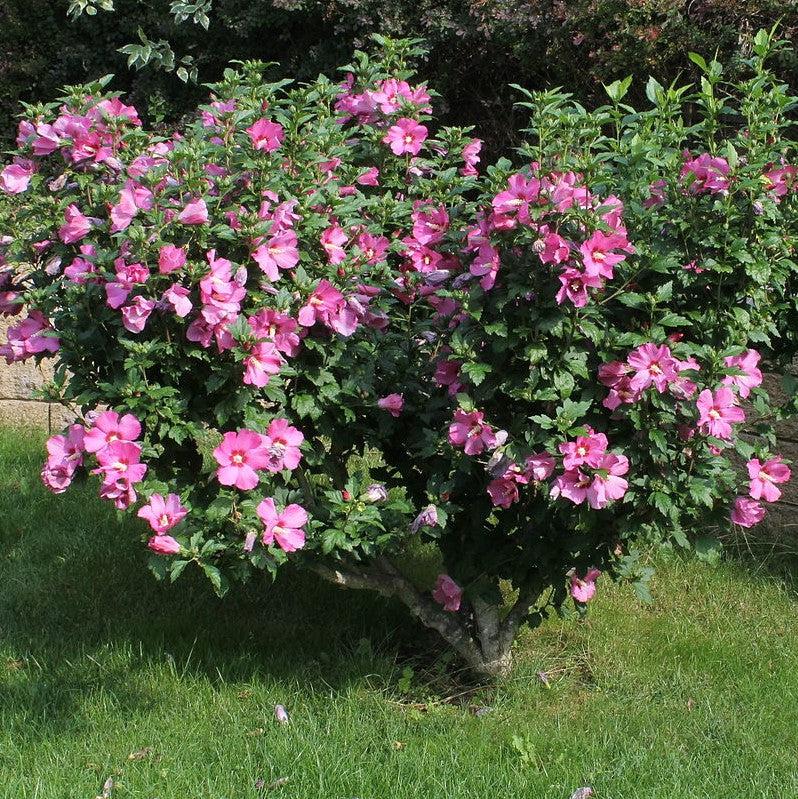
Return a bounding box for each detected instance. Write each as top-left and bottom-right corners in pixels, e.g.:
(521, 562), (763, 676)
(392, 740), (406, 750)
(127, 747), (153, 761)
(95, 776), (114, 799)
(266, 776), (289, 791)
(246, 727), (265, 737)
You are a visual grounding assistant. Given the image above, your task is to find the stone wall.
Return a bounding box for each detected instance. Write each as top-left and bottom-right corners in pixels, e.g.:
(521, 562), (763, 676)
(0, 316), (73, 432)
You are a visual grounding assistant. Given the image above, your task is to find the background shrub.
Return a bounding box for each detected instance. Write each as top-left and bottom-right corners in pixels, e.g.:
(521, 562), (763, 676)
(2, 0), (797, 151)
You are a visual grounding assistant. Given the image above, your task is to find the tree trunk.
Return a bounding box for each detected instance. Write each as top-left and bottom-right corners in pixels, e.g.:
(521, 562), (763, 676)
(308, 556), (540, 680)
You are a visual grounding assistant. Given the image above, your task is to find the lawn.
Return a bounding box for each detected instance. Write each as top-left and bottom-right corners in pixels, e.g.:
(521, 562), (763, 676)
(1, 427), (798, 799)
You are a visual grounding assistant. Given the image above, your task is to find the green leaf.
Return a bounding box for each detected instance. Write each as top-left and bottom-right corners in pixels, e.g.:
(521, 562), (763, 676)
(201, 562), (228, 596)
(695, 536), (722, 564)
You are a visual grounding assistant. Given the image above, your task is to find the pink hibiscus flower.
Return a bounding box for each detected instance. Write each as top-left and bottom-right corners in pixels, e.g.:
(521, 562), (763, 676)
(243, 341), (284, 387)
(747, 457), (791, 503)
(448, 409), (497, 455)
(627, 343), (678, 393)
(256, 498), (308, 552)
(58, 204), (93, 244)
(723, 349), (762, 399)
(262, 418), (304, 472)
(378, 393), (404, 417)
(559, 428), (608, 470)
(158, 244), (187, 275)
(213, 429), (271, 490)
(178, 197), (209, 225)
(138, 493), (188, 533)
(246, 118), (285, 152)
(586, 453), (629, 509)
(555, 268), (603, 308)
(382, 118), (428, 156)
(570, 568), (601, 603)
(696, 387), (745, 440)
(550, 469), (592, 505)
(0, 161), (34, 194)
(84, 411), (142, 453)
(253, 230), (300, 280)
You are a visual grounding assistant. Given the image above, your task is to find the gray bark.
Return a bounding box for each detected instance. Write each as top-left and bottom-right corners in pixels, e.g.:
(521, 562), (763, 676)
(308, 556), (541, 679)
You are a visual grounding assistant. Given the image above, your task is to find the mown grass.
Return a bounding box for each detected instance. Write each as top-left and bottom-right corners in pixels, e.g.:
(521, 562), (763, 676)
(2, 427), (798, 798)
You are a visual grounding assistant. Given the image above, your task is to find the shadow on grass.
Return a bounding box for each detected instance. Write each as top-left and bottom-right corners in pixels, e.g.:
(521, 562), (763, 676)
(0, 430), (434, 735)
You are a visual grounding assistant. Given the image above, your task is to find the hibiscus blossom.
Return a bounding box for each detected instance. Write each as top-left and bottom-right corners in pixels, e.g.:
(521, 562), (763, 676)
(138, 493), (188, 533)
(256, 498), (308, 552)
(261, 418), (304, 472)
(213, 429), (271, 490)
(696, 387), (745, 440)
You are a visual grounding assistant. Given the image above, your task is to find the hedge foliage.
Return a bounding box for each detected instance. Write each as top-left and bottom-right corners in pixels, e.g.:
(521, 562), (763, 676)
(2, 0), (796, 150)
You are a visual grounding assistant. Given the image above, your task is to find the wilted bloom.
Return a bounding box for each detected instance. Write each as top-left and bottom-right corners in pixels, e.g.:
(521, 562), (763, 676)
(723, 349), (762, 399)
(84, 411), (141, 453)
(163, 284), (193, 317)
(246, 118), (285, 152)
(432, 574), (462, 612)
(461, 138), (482, 177)
(178, 197), (209, 225)
(148, 534), (181, 555)
(364, 483), (388, 502)
(256, 498), (308, 552)
(383, 118), (428, 156)
(747, 457), (791, 502)
(0, 161), (34, 194)
(731, 496), (766, 528)
(158, 244), (187, 275)
(696, 387), (745, 439)
(448, 409), (496, 455)
(121, 296), (156, 334)
(138, 493), (188, 533)
(58, 204), (93, 244)
(262, 417), (304, 472)
(487, 475), (520, 508)
(411, 504), (439, 532)
(525, 453), (556, 481)
(356, 167), (380, 186)
(274, 704), (290, 724)
(378, 393), (404, 417)
(570, 568), (601, 603)
(213, 430), (271, 490)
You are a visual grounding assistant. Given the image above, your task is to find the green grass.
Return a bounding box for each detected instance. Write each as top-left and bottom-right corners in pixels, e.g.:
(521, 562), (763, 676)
(2, 427), (798, 798)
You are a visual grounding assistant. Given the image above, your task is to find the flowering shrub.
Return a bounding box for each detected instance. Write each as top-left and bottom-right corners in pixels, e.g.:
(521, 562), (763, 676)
(1, 33), (796, 676)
